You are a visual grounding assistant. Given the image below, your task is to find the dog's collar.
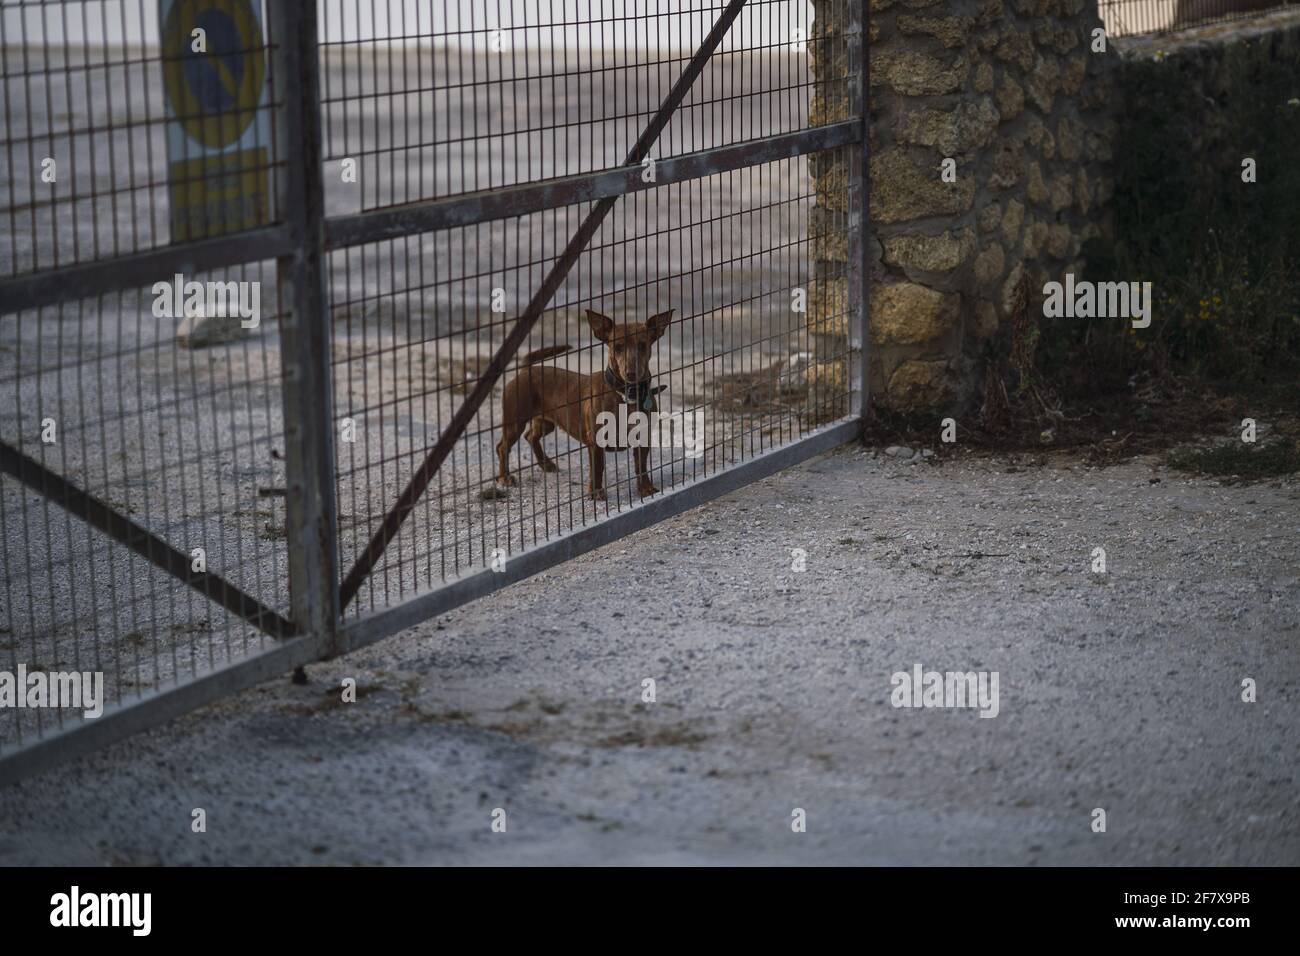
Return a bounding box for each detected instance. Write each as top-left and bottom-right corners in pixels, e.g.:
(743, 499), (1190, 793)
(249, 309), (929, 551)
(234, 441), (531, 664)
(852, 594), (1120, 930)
(604, 365), (666, 412)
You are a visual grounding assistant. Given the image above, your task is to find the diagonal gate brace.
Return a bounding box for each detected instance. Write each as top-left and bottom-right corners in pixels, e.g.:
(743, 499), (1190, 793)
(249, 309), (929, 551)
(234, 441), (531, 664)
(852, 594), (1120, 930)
(0, 441), (294, 638)
(338, 0), (750, 610)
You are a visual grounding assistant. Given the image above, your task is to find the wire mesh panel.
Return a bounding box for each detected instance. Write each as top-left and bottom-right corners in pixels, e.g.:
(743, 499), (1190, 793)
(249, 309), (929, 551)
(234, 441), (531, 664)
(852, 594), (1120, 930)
(330, 154), (853, 616)
(0, 274), (296, 752)
(318, 0), (825, 211)
(0, 0), (282, 275)
(0, 1), (296, 756)
(320, 0), (860, 622)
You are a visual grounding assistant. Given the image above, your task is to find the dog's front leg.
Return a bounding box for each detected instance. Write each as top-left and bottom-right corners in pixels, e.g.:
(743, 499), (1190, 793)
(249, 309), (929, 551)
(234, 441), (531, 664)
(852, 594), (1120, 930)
(588, 444), (606, 501)
(634, 445), (658, 498)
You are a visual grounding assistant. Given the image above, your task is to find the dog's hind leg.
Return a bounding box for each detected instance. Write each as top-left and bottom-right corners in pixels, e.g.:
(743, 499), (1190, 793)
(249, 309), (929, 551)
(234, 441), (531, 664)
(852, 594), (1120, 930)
(496, 421), (522, 486)
(526, 417), (558, 472)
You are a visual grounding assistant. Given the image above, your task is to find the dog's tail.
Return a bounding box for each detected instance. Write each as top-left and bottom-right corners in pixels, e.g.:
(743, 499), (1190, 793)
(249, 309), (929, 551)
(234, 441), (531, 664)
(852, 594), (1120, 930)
(519, 344), (572, 366)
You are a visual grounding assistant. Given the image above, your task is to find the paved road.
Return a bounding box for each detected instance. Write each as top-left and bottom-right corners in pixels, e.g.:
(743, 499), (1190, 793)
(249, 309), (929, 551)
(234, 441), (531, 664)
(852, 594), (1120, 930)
(1, 444), (1297, 865)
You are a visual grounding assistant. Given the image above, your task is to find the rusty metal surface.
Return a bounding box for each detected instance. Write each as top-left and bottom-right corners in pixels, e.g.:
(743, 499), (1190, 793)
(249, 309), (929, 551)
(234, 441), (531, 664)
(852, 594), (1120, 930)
(323, 122), (861, 251)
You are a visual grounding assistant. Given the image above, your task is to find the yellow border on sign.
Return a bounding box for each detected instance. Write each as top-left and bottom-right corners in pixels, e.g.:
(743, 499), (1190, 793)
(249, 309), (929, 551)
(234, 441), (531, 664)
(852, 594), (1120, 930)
(168, 146), (271, 241)
(163, 0), (266, 150)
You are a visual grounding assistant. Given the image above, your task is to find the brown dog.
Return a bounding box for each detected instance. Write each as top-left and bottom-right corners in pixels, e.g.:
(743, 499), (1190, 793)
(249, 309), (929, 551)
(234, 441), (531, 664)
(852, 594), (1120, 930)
(496, 308), (672, 500)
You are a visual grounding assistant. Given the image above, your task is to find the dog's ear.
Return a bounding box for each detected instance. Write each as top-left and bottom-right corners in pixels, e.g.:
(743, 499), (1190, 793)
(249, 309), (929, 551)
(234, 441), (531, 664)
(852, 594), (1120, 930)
(586, 309), (614, 343)
(646, 308), (674, 341)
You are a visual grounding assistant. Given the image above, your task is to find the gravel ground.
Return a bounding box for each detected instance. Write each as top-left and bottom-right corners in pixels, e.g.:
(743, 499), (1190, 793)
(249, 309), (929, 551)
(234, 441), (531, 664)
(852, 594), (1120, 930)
(1, 442), (1297, 866)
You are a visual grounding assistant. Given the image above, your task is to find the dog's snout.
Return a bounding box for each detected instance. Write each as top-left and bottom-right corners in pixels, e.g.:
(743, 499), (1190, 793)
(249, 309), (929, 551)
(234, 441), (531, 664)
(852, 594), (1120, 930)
(614, 339), (652, 382)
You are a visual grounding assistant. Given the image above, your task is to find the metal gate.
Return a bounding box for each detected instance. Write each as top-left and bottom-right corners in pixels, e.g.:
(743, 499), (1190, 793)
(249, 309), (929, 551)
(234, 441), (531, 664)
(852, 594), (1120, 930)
(0, 0), (866, 783)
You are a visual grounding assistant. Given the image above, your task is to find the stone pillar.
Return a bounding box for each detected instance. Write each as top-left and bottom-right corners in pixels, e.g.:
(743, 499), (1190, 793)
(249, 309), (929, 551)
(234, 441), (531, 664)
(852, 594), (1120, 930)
(808, 0), (1115, 416)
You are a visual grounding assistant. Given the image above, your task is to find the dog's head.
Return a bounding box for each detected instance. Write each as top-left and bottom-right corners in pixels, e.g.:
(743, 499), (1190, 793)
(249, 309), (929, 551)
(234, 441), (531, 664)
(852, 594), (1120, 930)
(586, 308), (672, 383)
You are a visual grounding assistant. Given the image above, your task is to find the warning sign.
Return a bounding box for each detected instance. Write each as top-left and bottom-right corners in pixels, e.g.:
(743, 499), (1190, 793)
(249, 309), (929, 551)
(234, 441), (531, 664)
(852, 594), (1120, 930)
(160, 0), (272, 242)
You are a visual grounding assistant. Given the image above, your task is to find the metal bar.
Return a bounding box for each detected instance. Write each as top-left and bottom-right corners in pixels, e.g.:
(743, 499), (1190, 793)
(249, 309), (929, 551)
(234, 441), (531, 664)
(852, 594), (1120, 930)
(337, 0), (752, 611)
(849, 3), (870, 418)
(268, 3), (341, 654)
(0, 440), (293, 638)
(0, 224), (295, 316)
(338, 419), (862, 653)
(0, 634), (318, 786)
(323, 122), (862, 250)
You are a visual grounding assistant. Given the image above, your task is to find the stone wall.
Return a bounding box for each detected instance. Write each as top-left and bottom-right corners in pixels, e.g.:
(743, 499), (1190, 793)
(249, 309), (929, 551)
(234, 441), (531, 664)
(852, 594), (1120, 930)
(809, 0), (1117, 415)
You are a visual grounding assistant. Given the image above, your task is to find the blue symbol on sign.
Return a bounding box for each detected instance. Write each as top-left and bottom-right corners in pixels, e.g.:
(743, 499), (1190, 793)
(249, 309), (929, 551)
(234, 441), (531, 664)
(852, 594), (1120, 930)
(163, 0), (266, 149)
(182, 10), (245, 113)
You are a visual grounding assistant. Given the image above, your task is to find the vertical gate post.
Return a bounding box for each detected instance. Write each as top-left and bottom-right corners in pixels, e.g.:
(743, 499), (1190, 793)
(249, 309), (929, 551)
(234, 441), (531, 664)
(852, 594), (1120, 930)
(808, 0), (858, 424)
(268, 3), (340, 655)
(847, 2), (870, 420)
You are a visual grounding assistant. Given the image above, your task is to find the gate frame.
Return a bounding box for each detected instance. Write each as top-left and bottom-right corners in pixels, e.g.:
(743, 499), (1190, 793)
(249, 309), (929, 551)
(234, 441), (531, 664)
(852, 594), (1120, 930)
(0, 0), (869, 784)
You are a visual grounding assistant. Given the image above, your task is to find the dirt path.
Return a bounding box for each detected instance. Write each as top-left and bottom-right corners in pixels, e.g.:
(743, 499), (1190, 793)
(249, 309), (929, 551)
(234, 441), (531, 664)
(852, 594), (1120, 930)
(1, 443), (1297, 865)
